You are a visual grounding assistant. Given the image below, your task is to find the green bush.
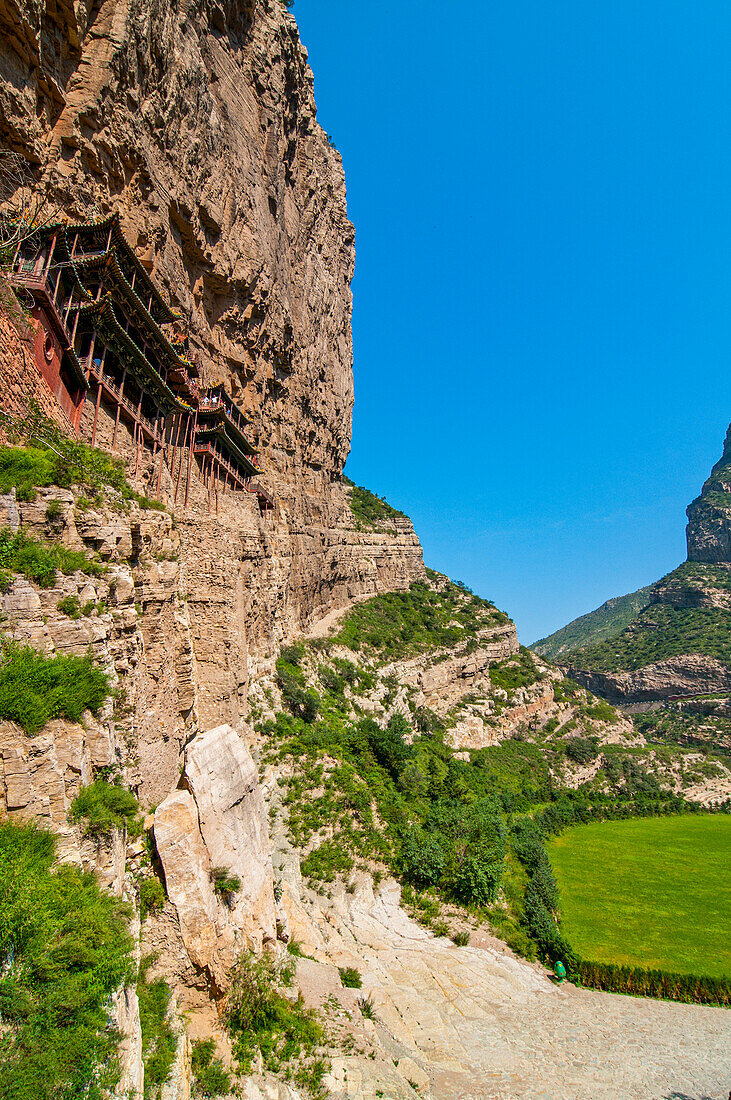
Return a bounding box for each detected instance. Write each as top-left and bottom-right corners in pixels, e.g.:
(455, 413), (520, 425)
(56, 594), (81, 618)
(564, 736), (600, 764)
(331, 578), (503, 660)
(70, 780), (140, 838)
(226, 952), (324, 1078)
(574, 603), (731, 672)
(488, 647), (541, 693)
(577, 960), (731, 1006)
(0, 526), (103, 588)
(139, 877), (166, 920)
(451, 851), (503, 907)
(191, 1039), (232, 1098)
(280, 643), (304, 667)
(344, 478), (407, 528)
(400, 829), (445, 888)
(210, 866), (241, 907)
(0, 643), (109, 733)
(137, 956), (177, 1098)
(0, 821), (134, 1100)
(338, 966), (362, 989)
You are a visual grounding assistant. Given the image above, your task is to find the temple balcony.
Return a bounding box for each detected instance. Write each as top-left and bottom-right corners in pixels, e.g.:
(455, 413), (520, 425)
(6, 267), (72, 349)
(193, 441), (252, 489)
(86, 358), (165, 445)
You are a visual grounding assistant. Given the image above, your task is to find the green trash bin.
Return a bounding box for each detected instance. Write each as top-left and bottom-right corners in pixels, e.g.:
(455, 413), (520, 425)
(554, 960), (566, 983)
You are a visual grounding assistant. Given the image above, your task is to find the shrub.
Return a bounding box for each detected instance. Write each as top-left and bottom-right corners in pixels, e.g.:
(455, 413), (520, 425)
(280, 643), (304, 667)
(0, 445), (56, 496)
(488, 648), (541, 693)
(400, 829), (445, 888)
(191, 1039), (232, 1098)
(564, 736), (600, 764)
(357, 995), (376, 1019)
(70, 780), (140, 838)
(139, 877), (166, 919)
(577, 960), (731, 1006)
(210, 867), (241, 907)
(451, 851), (503, 907)
(137, 957), (177, 1098)
(345, 479), (407, 527)
(0, 526), (103, 588)
(0, 821), (134, 1099)
(452, 931), (470, 946)
(56, 594), (81, 618)
(0, 643), (109, 733)
(226, 952), (324, 1077)
(338, 966), (362, 989)
(331, 578), (502, 660)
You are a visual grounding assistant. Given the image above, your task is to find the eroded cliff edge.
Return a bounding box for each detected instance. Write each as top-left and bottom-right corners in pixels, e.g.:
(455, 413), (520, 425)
(0, 0), (424, 690)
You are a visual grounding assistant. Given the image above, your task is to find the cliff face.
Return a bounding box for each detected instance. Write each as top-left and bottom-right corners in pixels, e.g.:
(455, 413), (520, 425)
(0, 0), (425, 694)
(1, 0), (354, 492)
(686, 423), (731, 563)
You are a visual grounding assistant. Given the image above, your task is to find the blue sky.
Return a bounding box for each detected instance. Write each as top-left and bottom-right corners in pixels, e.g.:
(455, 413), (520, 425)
(294, 1), (731, 644)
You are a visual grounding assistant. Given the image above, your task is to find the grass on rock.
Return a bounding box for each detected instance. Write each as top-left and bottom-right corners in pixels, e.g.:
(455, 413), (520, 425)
(573, 603), (731, 672)
(0, 822), (134, 1100)
(0, 642), (109, 734)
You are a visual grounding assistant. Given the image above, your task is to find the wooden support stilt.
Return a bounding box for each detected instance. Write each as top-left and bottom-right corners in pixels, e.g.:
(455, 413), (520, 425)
(155, 431), (165, 497)
(45, 234), (58, 277)
(183, 410), (197, 510)
(134, 423), (141, 481)
(174, 414), (190, 506)
(112, 401), (121, 450)
(91, 385), (102, 448)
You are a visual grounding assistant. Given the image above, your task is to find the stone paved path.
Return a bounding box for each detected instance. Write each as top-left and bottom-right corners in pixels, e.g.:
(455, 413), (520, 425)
(285, 874), (731, 1100)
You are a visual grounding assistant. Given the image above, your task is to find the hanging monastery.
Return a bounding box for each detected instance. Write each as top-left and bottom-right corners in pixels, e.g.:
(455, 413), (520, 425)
(6, 213), (273, 514)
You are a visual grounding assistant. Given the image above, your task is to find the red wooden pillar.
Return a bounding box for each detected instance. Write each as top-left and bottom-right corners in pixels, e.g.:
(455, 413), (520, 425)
(90, 384), (102, 448)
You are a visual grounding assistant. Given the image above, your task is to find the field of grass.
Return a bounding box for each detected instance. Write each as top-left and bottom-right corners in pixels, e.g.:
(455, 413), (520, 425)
(548, 816), (731, 978)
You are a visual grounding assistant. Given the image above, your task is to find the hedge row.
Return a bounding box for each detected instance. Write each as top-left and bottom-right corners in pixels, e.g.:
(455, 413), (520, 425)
(577, 960), (731, 1007)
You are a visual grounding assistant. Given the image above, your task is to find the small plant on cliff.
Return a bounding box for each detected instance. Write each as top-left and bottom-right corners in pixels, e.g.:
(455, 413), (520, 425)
(70, 779), (140, 838)
(0, 821), (134, 1100)
(137, 955), (178, 1099)
(0, 642), (109, 734)
(338, 966), (362, 989)
(56, 594), (81, 618)
(0, 526), (104, 587)
(210, 866), (241, 907)
(191, 1039), (232, 1098)
(226, 951), (327, 1091)
(139, 876), (167, 919)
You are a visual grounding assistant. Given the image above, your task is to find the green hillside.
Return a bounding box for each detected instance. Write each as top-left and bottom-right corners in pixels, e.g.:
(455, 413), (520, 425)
(531, 586), (653, 662)
(570, 602), (731, 673)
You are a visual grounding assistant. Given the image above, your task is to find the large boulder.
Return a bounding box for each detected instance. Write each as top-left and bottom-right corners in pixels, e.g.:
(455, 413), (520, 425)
(153, 724), (276, 990)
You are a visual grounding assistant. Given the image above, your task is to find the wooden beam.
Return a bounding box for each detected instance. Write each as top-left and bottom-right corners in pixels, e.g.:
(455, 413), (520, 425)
(90, 384), (102, 448)
(183, 410), (198, 510)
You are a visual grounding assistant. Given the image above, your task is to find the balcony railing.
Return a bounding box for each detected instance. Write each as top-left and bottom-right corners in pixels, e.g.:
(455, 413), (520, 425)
(6, 269), (71, 345)
(87, 360), (164, 443)
(193, 442), (252, 488)
(198, 395), (250, 440)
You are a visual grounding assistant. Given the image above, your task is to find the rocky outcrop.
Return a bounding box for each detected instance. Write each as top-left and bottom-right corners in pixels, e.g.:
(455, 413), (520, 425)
(566, 655), (731, 705)
(687, 423), (731, 563)
(153, 723), (276, 990)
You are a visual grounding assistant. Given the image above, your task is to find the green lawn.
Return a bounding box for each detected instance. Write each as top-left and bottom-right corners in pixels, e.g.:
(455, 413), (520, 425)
(548, 816), (731, 978)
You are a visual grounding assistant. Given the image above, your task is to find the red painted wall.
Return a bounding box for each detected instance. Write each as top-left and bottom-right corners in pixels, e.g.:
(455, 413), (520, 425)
(31, 308), (84, 430)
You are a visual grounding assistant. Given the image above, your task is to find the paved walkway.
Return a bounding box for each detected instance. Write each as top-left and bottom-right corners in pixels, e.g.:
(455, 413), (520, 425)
(285, 875), (731, 1100)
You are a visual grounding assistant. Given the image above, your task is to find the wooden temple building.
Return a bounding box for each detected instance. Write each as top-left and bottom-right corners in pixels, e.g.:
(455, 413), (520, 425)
(5, 213), (273, 514)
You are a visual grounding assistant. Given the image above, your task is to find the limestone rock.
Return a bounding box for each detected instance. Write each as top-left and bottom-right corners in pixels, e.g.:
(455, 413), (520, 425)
(184, 723), (276, 949)
(154, 724), (276, 990)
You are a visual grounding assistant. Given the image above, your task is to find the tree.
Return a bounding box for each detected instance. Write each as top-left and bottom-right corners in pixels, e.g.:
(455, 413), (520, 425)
(0, 152), (52, 260)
